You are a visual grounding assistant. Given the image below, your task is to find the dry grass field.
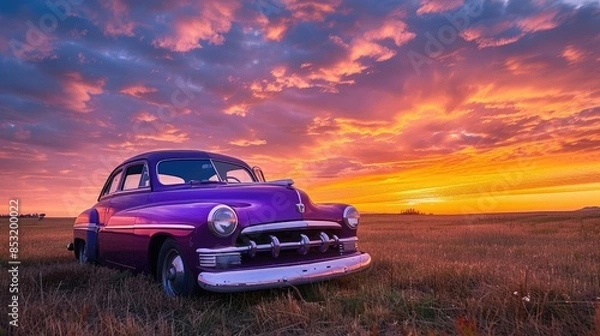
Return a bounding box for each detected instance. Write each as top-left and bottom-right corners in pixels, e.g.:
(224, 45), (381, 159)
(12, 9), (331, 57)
(1, 213), (600, 335)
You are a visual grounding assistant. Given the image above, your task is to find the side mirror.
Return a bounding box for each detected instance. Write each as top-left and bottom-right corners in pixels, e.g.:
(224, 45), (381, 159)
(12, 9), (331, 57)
(252, 166), (266, 182)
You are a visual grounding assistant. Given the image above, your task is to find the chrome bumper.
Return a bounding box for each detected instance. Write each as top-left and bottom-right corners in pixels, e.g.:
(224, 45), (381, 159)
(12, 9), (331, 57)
(197, 252), (371, 293)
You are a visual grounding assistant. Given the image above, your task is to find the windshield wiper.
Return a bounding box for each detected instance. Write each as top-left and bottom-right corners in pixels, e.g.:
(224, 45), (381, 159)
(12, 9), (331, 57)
(188, 180), (226, 186)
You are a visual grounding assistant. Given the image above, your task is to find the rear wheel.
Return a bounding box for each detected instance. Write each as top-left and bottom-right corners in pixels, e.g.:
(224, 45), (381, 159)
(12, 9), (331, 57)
(157, 238), (197, 297)
(77, 241), (88, 264)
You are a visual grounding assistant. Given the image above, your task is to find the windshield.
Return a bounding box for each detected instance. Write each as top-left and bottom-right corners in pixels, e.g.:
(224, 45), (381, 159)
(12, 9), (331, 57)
(157, 159), (255, 185)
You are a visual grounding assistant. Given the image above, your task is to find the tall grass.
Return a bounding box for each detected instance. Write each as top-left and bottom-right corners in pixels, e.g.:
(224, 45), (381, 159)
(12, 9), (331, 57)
(1, 214), (599, 335)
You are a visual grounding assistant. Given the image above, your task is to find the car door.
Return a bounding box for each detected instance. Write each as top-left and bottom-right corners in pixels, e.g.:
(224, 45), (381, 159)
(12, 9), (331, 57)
(104, 162), (150, 268)
(97, 168), (126, 266)
(84, 174), (116, 263)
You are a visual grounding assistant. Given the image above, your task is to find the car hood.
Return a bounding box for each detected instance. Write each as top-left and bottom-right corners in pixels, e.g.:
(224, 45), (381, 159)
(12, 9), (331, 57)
(146, 182), (344, 226)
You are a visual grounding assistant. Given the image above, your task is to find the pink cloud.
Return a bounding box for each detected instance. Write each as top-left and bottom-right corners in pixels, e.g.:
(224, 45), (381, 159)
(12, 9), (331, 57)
(562, 45), (586, 64)
(262, 17), (291, 41)
(461, 8), (564, 49)
(59, 73), (105, 113)
(250, 12), (415, 95)
(517, 8), (562, 33)
(282, 0), (342, 22)
(417, 0), (464, 15)
(152, 1), (241, 52)
(120, 85), (158, 98)
(101, 0), (136, 36)
(256, 0), (342, 42)
(132, 111), (158, 122)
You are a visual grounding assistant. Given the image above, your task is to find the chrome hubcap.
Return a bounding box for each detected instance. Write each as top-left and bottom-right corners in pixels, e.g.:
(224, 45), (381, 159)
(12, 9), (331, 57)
(162, 250), (185, 296)
(167, 267), (176, 280)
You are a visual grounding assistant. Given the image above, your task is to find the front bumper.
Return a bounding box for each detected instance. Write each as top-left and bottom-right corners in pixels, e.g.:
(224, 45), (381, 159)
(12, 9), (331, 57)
(197, 252), (371, 293)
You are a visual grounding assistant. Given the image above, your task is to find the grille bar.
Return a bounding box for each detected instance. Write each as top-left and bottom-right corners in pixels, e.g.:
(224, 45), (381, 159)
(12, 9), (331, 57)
(240, 220), (342, 235)
(197, 234), (357, 256)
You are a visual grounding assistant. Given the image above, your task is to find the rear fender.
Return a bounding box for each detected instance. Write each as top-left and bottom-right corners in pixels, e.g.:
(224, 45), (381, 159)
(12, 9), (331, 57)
(74, 209), (100, 262)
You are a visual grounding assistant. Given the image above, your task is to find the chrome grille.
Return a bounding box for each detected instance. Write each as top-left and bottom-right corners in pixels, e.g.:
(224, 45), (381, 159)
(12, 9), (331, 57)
(198, 231), (358, 267)
(197, 220), (359, 268)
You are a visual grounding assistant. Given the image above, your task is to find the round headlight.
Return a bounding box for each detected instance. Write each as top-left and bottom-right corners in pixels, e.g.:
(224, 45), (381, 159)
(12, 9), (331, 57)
(208, 205), (238, 237)
(343, 206), (360, 229)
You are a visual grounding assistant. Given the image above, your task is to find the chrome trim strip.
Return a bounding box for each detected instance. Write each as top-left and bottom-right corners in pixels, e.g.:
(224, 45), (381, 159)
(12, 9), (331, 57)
(240, 220), (342, 235)
(136, 224), (195, 230)
(104, 225), (134, 230)
(111, 186), (151, 196)
(73, 223), (97, 231)
(102, 224), (195, 230)
(196, 236), (357, 254)
(197, 252), (372, 293)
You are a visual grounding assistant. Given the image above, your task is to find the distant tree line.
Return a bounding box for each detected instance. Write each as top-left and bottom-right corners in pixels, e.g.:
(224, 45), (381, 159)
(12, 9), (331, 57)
(399, 208), (432, 216)
(0, 213), (46, 219)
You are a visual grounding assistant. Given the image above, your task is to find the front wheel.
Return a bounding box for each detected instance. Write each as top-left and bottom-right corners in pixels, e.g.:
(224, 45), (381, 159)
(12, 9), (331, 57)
(157, 238), (197, 297)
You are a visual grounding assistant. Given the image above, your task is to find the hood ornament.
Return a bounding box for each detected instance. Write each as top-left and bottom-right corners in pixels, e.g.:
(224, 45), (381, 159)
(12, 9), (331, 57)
(292, 187), (305, 213)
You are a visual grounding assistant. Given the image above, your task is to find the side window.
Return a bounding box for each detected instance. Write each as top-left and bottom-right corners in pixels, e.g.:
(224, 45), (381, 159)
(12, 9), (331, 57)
(123, 164), (148, 190)
(107, 170), (123, 195)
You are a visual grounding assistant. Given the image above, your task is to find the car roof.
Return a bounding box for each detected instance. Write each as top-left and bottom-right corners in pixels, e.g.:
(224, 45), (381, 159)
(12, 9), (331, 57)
(121, 150), (250, 167)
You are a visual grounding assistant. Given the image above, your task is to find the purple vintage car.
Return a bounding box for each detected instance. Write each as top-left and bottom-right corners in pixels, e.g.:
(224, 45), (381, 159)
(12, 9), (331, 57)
(68, 150), (371, 296)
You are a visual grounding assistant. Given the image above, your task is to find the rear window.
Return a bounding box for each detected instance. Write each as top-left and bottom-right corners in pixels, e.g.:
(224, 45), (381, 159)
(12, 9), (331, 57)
(123, 164), (149, 190)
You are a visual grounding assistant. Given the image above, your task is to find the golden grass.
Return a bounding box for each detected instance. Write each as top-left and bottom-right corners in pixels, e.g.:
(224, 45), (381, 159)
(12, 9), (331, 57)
(1, 214), (599, 335)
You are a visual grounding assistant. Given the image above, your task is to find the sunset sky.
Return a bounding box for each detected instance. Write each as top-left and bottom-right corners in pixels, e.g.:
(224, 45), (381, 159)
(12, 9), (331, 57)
(1, 0), (599, 217)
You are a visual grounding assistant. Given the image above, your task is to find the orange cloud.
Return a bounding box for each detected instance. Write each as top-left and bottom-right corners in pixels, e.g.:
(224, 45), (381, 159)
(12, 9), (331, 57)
(223, 104), (249, 116)
(229, 138), (267, 147)
(134, 124), (189, 143)
(263, 18), (290, 41)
